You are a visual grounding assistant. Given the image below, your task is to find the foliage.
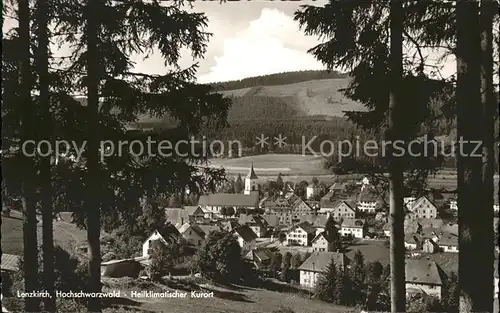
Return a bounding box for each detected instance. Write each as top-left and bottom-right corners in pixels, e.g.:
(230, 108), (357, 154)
(235, 174), (243, 193)
(314, 259), (338, 303)
(290, 253), (302, 269)
(282, 252), (293, 269)
(278, 232), (287, 244)
(192, 230), (245, 283)
(149, 240), (174, 281)
(270, 252), (283, 276)
(11, 247), (86, 294)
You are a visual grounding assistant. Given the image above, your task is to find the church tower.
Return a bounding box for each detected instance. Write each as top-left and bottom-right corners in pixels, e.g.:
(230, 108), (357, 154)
(244, 163), (258, 195)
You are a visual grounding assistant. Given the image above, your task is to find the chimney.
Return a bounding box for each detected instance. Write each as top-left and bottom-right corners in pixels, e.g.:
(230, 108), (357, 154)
(181, 217), (184, 225)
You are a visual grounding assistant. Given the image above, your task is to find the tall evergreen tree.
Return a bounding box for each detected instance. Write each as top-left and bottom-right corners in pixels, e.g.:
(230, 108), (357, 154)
(387, 1), (405, 311)
(479, 0), (496, 306)
(17, 0), (40, 311)
(235, 174), (243, 193)
(34, 0), (55, 310)
(314, 259), (337, 303)
(456, 1), (490, 311)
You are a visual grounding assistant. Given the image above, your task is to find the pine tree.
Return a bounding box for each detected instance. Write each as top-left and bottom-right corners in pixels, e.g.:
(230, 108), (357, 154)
(314, 259), (337, 303)
(17, 0), (40, 310)
(235, 174), (243, 193)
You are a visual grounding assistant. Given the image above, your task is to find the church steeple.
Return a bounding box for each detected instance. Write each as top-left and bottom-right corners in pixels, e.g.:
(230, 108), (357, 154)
(246, 162), (258, 179)
(244, 162), (258, 195)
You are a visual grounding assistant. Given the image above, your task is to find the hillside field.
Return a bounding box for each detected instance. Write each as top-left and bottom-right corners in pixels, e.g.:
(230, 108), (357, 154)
(207, 154), (500, 193)
(1, 210), (88, 256)
(219, 77), (367, 117)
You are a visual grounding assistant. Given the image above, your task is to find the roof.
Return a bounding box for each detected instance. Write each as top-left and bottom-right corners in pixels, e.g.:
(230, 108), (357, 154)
(341, 218), (365, 228)
(197, 224), (221, 236)
(329, 183), (345, 191)
(220, 220), (240, 232)
(412, 196), (438, 211)
(156, 224), (180, 241)
(239, 214), (266, 228)
(184, 206), (204, 216)
(336, 200), (358, 211)
(405, 259), (443, 286)
(253, 248), (274, 262)
(300, 214), (328, 227)
(358, 188), (379, 202)
(262, 214), (279, 227)
(233, 225), (257, 242)
(246, 163), (258, 179)
(1, 254), (20, 271)
(288, 221), (316, 234)
(198, 193), (259, 207)
(312, 232), (332, 244)
(430, 231), (458, 247)
(164, 208), (190, 224)
(298, 252), (347, 272)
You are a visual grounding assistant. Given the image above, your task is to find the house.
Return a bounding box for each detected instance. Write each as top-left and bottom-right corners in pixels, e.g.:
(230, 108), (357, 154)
(142, 224), (180, 257)
(405, 233), (421, 250)
(422, 231), (458, 253)
(357, 188), (379, 213)
(220, 220), (240, 233)
(176, 223), (206, 247)
(244, 248), (274, 271)
(300, 214), (329, 229)
(291, 198), (316, 216)
(306, 184), (321, 199)
(328, 183), (346, 194)
(1, 254), (20, 272)
(165, 206), (206, 225)
(265, 196), (315, 226)
(329, 200), (357, 221)
(285, 221), (316, 246)
(298, 252), (348, 289)
(340, 218), (367, 239)
(196, 224), (221, 237)
(405, 259), (444, 299)
(232, 225), (257, 252)
(239, 214), (267, 238)
(449, 199), (458, 211)
(244, 163), (259, 195)
(198, 193), (259, 217)
(409, 196), (438, 219)
(319, 191), (337, 213)
(404, 197), (417, 210)
(184, 206), (206, 222)
(311, 232), (334, 252)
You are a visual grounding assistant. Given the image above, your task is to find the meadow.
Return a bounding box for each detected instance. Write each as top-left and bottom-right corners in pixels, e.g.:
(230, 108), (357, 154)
(207, 153), (499, 192)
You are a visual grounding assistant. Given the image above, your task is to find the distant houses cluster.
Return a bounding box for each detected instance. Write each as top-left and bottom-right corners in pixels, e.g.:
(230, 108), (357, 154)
(97, 163), (499, 301)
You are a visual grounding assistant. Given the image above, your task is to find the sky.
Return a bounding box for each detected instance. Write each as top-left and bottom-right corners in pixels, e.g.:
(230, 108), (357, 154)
(3, 1), (457, 84)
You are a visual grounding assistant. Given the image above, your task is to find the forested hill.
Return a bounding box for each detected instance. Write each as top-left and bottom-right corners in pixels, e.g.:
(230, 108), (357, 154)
(209, 70), (349, 91)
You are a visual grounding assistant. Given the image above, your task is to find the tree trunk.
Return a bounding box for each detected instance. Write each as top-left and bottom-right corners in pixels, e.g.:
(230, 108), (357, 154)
(388, 1), (405, 312)
(479, 0), (496, 308)
(85, 0), (102, 311)
(35, 1), (56, 311)
(18, 0), (40, 311)
(456, 0), (486, 311)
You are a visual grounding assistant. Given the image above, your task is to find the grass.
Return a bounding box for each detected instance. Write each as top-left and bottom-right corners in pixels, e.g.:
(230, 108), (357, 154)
(208, 153), (500, 194)
(1, 210), (89, 256)
(101, 278), (352, 313)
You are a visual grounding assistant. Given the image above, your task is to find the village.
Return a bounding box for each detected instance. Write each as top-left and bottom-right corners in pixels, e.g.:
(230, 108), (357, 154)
(91, 164), (499, 302)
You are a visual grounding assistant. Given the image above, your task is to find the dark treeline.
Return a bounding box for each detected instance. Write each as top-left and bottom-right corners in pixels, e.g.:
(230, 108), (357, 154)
(210, 70), (349, 91)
